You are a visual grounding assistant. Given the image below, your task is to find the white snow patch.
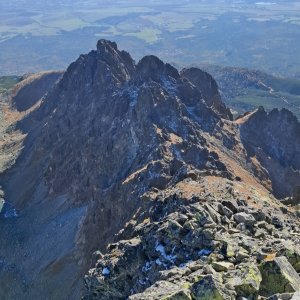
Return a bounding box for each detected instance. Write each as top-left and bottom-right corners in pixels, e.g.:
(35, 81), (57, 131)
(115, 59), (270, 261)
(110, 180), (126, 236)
(198, 249), (212, 257)
(118, 85), (139, 107)
(174, 149), (183, 160)
(162, 77), (177, 95)
(0, 199), (4, 214)
(102, 267), (110, 276)
(138, 279), (147, 286)
(179, 263), (187, 268)
(142, 261), (152, 273)
(4, 208), (18, 218)
(128, 87), (138, 107)
(155, 242), (177, 264)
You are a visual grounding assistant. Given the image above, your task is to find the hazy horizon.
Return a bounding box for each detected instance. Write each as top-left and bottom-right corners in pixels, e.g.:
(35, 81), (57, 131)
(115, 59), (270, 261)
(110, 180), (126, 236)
(1, 0), (300, 77)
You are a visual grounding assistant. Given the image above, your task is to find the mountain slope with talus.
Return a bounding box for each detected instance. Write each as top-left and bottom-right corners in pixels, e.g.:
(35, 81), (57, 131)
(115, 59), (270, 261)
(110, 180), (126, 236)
(0, 40), (299, 300)
(197, 64), (300, 120)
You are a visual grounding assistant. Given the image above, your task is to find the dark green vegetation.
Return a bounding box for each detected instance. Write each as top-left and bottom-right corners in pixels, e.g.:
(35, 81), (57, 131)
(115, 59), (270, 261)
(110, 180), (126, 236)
(199, 64), (300, 119)
(1, 0), (300, 77)
(0, 76), (21, 94)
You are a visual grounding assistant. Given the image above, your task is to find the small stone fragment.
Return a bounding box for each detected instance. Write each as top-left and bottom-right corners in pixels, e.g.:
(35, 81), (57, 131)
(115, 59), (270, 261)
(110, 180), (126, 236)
(234, 212), (256, 226)
(212, 261), (235, 272)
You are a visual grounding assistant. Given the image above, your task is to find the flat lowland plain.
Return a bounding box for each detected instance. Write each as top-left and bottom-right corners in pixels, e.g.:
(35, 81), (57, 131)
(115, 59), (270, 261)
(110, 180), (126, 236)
(1, 0), (300, 78)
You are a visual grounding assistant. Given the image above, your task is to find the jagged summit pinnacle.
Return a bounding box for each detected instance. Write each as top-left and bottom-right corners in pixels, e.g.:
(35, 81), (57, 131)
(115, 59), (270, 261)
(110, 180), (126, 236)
(96, 39), (118, 52)
(95, 39), (176, 76)
(181, 67), (233, 120)
(136, 55), (180, 81)
(49, 40), (231, 123)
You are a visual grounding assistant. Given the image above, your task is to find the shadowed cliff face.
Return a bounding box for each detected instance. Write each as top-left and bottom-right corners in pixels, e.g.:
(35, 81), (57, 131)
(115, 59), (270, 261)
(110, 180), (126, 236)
(240, 107), (300, 198)
(0, 40), (299, 300)
(11, 71), (63, 112)
(181, 67), (233, 121)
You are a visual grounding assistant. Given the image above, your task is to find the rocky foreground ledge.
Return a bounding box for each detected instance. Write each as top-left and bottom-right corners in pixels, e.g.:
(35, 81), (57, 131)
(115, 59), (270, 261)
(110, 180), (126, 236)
(83, 176), (300, 300)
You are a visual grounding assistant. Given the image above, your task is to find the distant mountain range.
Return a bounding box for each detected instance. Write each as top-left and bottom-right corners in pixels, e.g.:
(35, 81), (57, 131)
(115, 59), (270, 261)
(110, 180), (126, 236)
(1, 1), (300, 77)
(186, 64), (300, 119)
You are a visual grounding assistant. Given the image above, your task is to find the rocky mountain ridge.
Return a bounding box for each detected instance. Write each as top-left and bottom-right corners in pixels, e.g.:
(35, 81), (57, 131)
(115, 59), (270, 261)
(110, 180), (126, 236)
(0, 40), (299, 300)
(197, 64), (300, 119)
